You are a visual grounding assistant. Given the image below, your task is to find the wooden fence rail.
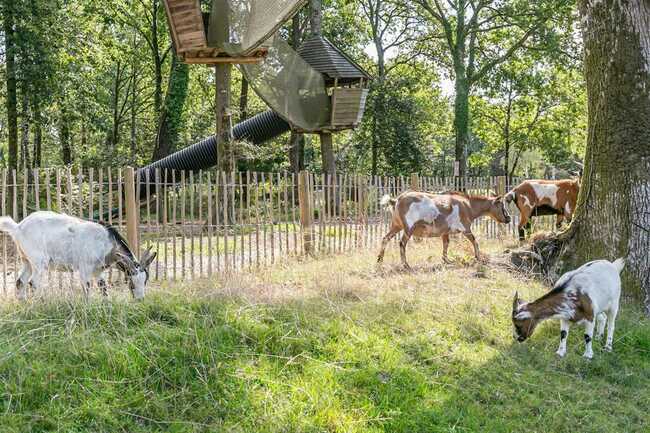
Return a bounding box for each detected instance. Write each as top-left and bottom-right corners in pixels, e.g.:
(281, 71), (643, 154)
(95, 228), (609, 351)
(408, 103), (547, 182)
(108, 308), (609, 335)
(0, 167), (557, 295)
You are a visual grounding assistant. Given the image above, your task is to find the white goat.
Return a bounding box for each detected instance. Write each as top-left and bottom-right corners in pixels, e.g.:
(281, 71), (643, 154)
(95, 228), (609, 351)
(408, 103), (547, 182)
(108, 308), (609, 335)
(0, 211), (156, 300)
(512, 258), (624, 359)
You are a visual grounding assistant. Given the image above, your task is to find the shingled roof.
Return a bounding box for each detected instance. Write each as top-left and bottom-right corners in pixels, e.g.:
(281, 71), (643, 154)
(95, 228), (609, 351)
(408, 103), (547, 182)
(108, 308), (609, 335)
(297, 35), (371, 85)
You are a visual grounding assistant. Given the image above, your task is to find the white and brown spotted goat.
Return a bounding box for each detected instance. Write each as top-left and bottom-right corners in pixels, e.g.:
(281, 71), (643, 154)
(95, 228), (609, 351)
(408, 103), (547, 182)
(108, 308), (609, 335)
(377, 191), (511, 269)
(505, 179), (579, 240)
(512, 258), (624, 359)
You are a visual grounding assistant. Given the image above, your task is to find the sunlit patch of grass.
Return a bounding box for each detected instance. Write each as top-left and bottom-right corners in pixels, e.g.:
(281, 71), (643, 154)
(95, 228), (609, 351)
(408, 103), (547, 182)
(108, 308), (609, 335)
(0, 239), (648, 432)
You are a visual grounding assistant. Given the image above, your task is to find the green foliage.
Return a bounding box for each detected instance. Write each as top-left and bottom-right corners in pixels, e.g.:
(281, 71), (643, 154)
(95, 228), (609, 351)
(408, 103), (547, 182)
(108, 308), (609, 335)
(470, 55), (586, 178)
(1, 0), (585, 176)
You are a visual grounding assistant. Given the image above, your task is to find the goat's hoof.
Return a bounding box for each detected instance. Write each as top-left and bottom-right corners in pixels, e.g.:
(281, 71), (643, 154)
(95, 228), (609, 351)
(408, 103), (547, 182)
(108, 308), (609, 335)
(604, 345), (613, 352)
(583, 352), (594, 360)
(402, 265), (413, 272)
(555, 350), (566, 358)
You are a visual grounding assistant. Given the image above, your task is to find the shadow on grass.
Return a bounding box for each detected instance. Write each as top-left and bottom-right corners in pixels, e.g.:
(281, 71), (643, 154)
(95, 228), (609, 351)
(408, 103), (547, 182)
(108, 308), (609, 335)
(0, 291), (648, 433)
(328, 305), (650, 433)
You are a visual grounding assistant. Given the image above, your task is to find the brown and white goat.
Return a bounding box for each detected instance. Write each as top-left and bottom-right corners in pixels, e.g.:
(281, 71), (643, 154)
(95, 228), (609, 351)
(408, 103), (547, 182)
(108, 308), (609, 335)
(504, 179), (579, 240)
(512, 258), (624, 359)
(377, 191), (511, 269)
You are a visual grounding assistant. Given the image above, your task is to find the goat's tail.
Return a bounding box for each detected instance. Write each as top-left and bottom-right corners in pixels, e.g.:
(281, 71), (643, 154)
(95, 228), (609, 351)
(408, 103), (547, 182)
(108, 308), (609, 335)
(504, 190), (516, 203)
(0, 216), (18, 237)
(612, 257), (625, 273)
(380, 194), (396, 212)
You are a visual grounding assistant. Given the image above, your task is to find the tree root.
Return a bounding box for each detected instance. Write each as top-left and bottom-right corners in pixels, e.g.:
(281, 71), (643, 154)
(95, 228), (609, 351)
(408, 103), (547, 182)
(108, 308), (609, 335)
(508, 228), (577, 283)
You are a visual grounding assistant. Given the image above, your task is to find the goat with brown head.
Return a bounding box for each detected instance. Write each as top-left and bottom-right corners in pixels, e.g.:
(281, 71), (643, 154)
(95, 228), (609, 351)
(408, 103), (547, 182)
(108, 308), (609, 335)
(511, 258), (624, 359)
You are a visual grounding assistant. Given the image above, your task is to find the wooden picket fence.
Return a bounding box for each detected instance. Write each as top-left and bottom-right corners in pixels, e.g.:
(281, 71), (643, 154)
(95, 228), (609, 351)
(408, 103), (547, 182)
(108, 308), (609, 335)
(0, 167), (556, 295)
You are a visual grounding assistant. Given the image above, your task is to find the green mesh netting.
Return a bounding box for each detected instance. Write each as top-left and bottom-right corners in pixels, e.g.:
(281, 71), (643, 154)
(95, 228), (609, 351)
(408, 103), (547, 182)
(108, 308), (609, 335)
(242, 35), (331, 131)
(206, 0), (330, 131)
(208, 0), (306, 55)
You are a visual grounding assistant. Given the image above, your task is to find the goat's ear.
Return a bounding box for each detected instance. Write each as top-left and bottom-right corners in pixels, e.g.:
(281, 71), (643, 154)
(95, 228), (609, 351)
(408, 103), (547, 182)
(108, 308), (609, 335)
(141, 248), (157, 269)
(512, 292), (522, 311)
(115, 251), (137, 273)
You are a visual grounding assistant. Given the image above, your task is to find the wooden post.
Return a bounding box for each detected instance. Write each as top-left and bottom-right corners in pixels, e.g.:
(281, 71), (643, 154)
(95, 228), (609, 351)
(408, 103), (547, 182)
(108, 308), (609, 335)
(496, 175), (507, 238)
(410, 173), (419, 191)
(497, 175), (506, 196)
(124, 166), (139, 256)
(298, 170), (313, 255)
(410, 173), (423, 243)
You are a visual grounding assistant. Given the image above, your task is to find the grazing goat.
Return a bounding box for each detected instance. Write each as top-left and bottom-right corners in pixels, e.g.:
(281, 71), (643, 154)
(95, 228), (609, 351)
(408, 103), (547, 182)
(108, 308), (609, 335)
(512, 258), (624, 359)
(504, 179), (579, 241)
(377, 191), (511, 269)
(0, 211), (156, 300)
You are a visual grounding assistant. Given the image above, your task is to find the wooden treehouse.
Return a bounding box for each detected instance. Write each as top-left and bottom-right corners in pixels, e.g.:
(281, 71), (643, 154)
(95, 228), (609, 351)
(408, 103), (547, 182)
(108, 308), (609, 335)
(163, 0), (271, 64)
(297, 35), (371, 132)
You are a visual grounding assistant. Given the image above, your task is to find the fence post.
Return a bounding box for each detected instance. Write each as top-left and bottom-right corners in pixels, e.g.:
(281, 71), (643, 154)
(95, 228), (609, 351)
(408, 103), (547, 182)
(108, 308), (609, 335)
(358, 175), (369, 248)
(298, 170), (313, 256)
(124, 166), (140, 257)
(497, 176), (506, 196)
(410, 173), (419, 191)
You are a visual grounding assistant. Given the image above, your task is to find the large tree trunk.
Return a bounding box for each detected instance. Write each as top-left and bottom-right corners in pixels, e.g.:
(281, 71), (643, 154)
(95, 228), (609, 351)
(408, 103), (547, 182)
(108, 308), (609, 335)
(541, 0), (650, 310)
(3, 1), (18, 170)
(153, 55), (189, 161)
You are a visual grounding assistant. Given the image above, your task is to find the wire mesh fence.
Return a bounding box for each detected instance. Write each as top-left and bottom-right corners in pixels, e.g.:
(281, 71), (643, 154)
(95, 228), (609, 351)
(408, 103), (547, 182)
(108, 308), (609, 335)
(0, 168), (558, 295)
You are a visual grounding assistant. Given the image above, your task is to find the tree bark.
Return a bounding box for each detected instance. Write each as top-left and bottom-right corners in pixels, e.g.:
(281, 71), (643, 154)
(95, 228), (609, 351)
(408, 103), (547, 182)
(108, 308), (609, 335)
(289, 131), (305, 173)
(33, 104), (42, 167)
(288, 13), (305, 172)
(20, 93), (31, 169)
(3, 0), (18, 170)
(453, 76), (470, 183)
(309, 0), (322, 35)
(239, 78), (249, 122)
(151, 0), (163, 120)
(542, 0), (650, 310)
(60, 109), (73, 165)
(131, 61), (138, 159)
(320, 132), (337, 212)
(504, 88), (512, 185)
(110, 60), (123, 147)
(320, 133), (336, 176)
(153, 55), (189, 161)
(215, 64), (233, 172)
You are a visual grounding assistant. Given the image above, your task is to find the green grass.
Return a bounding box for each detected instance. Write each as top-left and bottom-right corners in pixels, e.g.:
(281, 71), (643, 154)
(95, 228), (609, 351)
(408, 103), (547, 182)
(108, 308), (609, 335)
(0, 240), (649, 432)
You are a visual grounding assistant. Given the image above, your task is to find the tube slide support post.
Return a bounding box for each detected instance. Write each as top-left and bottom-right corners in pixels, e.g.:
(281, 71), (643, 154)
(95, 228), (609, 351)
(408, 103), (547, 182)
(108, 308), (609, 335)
(298, 170), (313, 256)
